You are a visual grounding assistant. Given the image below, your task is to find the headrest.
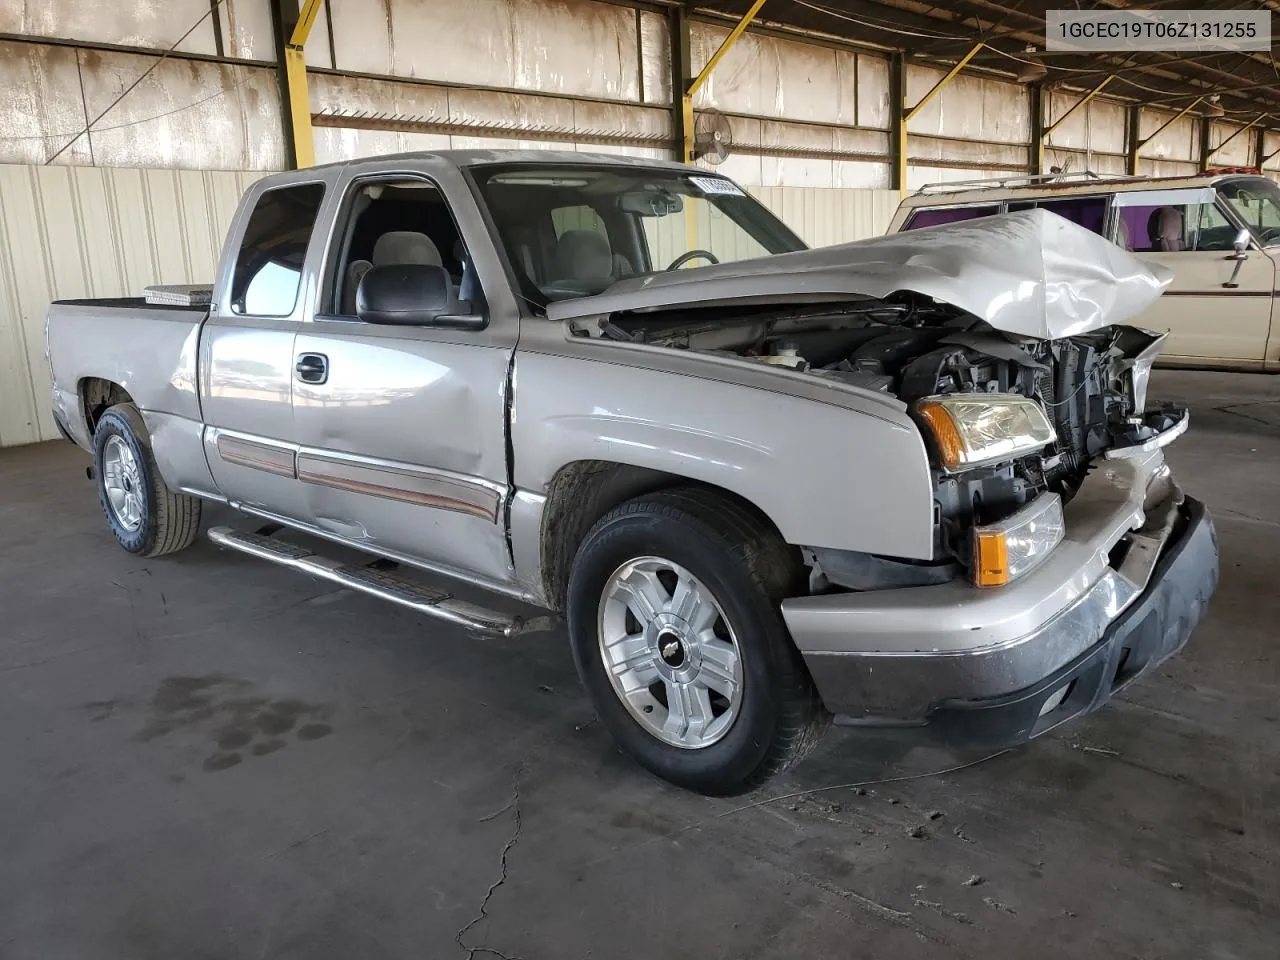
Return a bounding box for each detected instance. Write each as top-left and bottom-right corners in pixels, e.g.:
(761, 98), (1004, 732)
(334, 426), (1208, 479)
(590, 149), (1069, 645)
(373, 231), (442, 267)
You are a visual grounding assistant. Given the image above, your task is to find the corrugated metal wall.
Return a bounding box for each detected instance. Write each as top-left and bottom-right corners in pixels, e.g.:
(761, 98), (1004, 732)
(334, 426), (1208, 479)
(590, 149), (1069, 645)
(0, 0), (284, 169)
(752, 187), (898, 246)
(4, 0), (1273, 185)
(0, 163), (258, 447)
(0, 160), (899, 448)
(904, 63), (1029, 191)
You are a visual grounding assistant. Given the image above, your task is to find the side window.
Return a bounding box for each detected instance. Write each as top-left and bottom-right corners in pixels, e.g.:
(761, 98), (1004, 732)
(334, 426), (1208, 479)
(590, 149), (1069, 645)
(1115, 203), (1233, 253)
(902, 205), (999, 230)
(231, 183), (325, 316)
(328, 178), (485, 317)
(1193, 203), (1238, 251)
(1035, 197), (1107, 236)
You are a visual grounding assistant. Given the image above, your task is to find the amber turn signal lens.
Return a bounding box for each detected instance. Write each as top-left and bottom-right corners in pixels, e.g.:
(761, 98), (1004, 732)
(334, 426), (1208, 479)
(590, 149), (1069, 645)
(973, 530), (1010, 587)
(915, 401), (966, 470)
(970, 493), (1065, 588)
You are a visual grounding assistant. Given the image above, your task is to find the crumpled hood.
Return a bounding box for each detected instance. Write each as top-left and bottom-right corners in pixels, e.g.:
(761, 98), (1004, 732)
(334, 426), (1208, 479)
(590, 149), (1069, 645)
(547, 208), (1173, 340)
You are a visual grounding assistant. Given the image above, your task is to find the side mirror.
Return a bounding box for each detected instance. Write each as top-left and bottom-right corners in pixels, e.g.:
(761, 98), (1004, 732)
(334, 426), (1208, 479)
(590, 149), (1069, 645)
(356, 264), (452, 325)
(1224, 228), (1252, 288)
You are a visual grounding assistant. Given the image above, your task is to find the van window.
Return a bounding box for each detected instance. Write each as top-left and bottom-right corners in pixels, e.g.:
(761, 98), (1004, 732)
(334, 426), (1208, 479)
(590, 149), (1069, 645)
(231, 184), (326, 317)
(1218, 178), (1280, 245)
(1035, 198), (1107, 235)
(1115, 201), (1236, 253)
(903, 206), (999, 230)
(1006, 197), (1107, 235)
(904, 197), (1108, 236)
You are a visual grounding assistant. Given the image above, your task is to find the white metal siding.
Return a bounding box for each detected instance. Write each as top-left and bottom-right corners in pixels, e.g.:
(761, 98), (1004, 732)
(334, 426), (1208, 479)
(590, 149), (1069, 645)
(750, 187), (899, 246)
(0, 163), (257, 447)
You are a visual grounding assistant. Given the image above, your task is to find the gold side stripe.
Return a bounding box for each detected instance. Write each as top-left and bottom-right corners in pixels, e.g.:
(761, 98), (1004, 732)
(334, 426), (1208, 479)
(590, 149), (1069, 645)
(296, 454), (501, 523)
(1162, 290), (1272, 297)
(216, 435), (296, 478)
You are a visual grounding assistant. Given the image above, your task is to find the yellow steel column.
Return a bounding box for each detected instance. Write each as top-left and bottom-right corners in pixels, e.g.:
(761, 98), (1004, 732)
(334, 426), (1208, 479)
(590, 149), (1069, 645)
(285, 0), (324, 168)
(897, 43), (984, 196)
(681, 0), (768, 163)
(1036, 74), (1114, 175)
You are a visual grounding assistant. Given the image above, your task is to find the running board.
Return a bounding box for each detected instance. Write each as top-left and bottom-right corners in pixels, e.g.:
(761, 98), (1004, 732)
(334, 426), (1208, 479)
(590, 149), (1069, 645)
(207, 526), (555, 638)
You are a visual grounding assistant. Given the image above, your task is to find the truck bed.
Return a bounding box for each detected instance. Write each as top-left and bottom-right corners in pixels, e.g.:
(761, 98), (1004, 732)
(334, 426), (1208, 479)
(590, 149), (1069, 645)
(46, 299), (210, 451)
(52, 297), (208, 311)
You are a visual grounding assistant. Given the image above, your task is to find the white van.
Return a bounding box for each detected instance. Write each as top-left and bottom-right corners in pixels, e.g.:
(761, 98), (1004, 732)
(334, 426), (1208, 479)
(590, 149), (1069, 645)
(889, 169), (1280, 370)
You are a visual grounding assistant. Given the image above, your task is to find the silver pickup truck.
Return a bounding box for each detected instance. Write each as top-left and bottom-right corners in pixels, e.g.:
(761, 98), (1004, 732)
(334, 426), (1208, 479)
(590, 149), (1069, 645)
(46, 151), (1218, 795)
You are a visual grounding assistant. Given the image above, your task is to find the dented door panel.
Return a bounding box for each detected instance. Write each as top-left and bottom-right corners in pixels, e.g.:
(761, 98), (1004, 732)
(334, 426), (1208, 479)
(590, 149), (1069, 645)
(291, 321), (516, 584)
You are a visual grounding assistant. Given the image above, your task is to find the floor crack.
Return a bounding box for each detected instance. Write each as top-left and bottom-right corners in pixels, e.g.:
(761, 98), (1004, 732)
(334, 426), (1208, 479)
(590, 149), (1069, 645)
(456, 768), (526, 960)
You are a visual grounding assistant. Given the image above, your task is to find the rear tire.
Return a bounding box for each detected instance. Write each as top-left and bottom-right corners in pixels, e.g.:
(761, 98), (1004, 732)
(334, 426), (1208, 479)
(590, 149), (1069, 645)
(93, 403), (202, 558)
(566, 487), (829, 795)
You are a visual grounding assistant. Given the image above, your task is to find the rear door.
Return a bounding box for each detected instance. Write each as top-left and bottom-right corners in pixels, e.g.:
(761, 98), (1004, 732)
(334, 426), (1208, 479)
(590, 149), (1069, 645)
(1113, 188), (1275, 364)
(200, 173), (335, 518)
(288, 158), (520, 587)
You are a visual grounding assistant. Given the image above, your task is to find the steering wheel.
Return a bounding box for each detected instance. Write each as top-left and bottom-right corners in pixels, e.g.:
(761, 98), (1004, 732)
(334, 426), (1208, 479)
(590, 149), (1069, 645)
(666, 249), (720, 271)
(1259, 226), (1280, 245)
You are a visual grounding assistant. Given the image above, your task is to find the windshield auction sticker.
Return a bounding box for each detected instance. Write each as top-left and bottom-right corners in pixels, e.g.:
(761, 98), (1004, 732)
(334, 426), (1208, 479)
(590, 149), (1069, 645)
(1046, 9), (1269, 52)
(688, 176), (745, 197)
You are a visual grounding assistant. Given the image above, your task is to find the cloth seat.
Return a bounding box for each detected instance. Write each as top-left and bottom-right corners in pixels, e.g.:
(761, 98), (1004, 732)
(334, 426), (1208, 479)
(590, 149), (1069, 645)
(1148, 207), (1185, 252)
(347, 231), (453, 316)
(554, 229), (633, 283)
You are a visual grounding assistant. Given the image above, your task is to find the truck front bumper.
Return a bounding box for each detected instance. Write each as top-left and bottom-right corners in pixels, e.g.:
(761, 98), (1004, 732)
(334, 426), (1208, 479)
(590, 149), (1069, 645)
(783, 447), (1218, 747)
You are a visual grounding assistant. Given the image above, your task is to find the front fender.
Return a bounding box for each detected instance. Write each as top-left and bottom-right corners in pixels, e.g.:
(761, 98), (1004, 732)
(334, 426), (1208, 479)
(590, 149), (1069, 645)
(513, 349), (935, 560)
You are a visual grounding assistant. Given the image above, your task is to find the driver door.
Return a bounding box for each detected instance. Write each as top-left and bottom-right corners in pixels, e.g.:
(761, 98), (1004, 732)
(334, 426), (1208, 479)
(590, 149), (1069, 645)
(289, 162), (520, 588)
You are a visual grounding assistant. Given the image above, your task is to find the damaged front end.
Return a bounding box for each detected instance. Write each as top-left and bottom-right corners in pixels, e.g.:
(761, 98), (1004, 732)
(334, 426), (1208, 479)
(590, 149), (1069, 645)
(559, 208), (1187, 593)
(888, 320), (1186, 589)
(581, 296), (1185, 592)
(556, 209), (1215, 739)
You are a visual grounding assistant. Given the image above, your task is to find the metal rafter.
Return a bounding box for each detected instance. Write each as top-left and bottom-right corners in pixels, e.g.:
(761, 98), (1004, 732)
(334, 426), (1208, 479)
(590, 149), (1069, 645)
(710, 0), (1280, 115)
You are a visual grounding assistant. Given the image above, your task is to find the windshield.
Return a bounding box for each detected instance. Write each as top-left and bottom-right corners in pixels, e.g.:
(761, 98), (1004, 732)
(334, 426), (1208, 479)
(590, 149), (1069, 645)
(1218, 177), (1280, 246)
(471, 164), (806, 305)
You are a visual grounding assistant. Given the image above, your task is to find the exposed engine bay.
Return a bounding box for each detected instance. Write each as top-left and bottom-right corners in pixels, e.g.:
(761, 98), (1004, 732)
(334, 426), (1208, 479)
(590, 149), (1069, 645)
(585, 295), (1181, 582)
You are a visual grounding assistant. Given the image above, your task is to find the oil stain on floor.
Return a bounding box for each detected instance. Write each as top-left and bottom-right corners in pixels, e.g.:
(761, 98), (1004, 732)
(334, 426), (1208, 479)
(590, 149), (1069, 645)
(124, 675), (334, 772)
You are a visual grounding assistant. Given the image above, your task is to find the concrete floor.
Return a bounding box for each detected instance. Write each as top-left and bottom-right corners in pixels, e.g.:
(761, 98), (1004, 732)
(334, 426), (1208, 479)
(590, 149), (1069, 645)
(1, 369), (1276, 960)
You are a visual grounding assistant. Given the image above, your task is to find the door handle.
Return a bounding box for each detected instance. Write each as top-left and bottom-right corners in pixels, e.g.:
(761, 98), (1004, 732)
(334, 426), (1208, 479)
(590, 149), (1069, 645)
(296, 353), (328, 384)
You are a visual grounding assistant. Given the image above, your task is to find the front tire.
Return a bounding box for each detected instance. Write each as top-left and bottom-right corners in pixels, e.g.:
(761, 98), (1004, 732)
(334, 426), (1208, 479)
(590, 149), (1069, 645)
(566, 488), (829, 795)
(93, 403), (202, 558)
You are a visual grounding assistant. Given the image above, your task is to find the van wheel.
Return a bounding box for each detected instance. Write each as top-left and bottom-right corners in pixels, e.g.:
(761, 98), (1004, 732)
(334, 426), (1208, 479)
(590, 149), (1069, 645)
(566, 488), (829, 795)
(93, 403), (202, 558)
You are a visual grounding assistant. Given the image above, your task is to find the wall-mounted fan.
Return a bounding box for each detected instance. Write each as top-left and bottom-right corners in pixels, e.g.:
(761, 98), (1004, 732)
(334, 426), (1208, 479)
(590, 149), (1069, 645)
(693, 109), (734, 165)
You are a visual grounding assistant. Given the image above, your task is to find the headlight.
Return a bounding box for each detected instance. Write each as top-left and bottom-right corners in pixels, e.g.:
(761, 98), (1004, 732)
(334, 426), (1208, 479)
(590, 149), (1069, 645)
(915, 394), (1056, 471)
(972, 493), (1064, 587)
